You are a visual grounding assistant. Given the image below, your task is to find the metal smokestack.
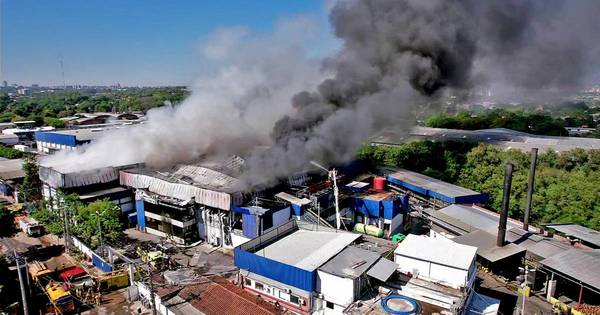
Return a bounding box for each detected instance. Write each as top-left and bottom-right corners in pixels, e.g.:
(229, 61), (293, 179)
(523, 148), (538, 231)
(497, 162), (514, 247)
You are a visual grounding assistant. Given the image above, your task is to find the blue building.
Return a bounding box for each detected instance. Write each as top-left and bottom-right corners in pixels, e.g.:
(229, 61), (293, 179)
(387, 169), (489, 205)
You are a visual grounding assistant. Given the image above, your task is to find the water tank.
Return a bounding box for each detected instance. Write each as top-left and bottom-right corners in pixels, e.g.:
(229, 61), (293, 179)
(373, 177), (386, 190)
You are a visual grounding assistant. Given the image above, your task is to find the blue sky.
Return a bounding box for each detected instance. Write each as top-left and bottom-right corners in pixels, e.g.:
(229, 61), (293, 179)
(1, 0), (336, 86)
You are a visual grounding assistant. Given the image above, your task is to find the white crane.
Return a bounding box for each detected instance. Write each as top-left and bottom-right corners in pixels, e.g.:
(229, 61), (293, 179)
(310, 161), (341, 230)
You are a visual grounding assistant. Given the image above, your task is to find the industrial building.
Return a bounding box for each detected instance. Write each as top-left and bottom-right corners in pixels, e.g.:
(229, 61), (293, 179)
(38, 163), (138, 217)
(234, 220), (399, 315)
(386, 169), (489, 205)
(120, 156), (295, 246)
(0, 158), (24, 202)
(372, 126), (600, 152)
(543, 223), (600, 249)
(393, 234), (481, 313)
(59, 112), (143, 126)
(35, 126), (126, 154)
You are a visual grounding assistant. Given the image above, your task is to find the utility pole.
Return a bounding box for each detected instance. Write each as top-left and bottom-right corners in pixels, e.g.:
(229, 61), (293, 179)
(146, 261), (157, 315)
(521, 265), (529, 315)
(309, 161), (341, 230)
(96, 211), (104, 258)
(61, 197), (71, 253)
(14, 250), (29, 315)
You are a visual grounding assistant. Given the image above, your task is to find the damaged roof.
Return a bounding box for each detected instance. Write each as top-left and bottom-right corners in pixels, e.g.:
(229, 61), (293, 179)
(120, 156), (246, 210)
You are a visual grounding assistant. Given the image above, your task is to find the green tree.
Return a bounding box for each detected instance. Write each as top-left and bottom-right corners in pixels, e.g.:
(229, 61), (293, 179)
(43, 117), (66, 128)
(19, 157), (41, 202)
(70, 199), (124, 248)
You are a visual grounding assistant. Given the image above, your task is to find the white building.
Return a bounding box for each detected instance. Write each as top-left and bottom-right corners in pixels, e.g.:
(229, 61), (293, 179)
(393, 234), (478, 313)
(316, 246), (386, 314)
(395, 234), (477, 289)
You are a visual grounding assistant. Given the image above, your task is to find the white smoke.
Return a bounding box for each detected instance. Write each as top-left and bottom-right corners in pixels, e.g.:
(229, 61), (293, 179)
(42, 16), (331, 172)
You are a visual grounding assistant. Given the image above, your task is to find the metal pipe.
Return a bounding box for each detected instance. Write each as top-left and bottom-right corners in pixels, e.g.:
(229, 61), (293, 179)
(497, 162), (514, 247)
(523, 148), (538, 231)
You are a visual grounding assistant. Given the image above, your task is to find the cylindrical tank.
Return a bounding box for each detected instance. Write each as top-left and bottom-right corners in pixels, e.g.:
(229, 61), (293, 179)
(373, 177), (386, 190)
(353, 223), (384, 238)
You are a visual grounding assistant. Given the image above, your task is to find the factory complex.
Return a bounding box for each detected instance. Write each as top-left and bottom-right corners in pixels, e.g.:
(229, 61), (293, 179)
(1, 117), (600, 315)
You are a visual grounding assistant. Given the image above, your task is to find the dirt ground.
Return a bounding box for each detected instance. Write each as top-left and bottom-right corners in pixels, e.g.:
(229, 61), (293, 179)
(477, 271), (553, 315)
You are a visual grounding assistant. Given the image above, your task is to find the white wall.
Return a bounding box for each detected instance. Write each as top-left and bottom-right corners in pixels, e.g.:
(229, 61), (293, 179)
(136, 282), (175, 315)
(231, 233), (250, 247)
(316, 271), (355, 309)
(389, 213), (403, 234)
(394, 254), (471, 289)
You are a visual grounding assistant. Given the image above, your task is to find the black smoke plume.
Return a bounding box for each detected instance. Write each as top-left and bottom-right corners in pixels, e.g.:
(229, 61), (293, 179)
(242, 0), (600, 186)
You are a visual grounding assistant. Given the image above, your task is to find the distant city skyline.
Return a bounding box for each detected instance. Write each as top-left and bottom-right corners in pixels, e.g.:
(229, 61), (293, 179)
(1, 0), (336, 87)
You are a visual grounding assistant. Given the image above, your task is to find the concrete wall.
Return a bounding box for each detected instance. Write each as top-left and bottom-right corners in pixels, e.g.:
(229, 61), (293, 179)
(316, 271), (355, 309)
(243, 275), (311, 314)
(137, 282), (175, 315)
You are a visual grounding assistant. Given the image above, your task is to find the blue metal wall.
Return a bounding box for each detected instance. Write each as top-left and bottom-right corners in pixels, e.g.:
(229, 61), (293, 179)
(387, 175), (489, 204)
(234, 247), (315, 292)
(351, 196), (405, 219)
(136, 199), (146, 230)
(242, 213), (258, 239)
(34, 131), (77, 147)
(91, 252), (113, 272)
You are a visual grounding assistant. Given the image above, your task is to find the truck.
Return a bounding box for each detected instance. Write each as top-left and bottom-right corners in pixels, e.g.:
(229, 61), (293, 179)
(45, 282), (76, 314)
(59, 266), (94, 290)
(28, 260), (53, 283)
(16, 216), (43, 236)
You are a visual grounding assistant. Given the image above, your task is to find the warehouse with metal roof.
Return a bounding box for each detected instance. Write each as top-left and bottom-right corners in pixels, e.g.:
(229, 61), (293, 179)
(544, 223), (600, 249)
(386, 169), (488, 204)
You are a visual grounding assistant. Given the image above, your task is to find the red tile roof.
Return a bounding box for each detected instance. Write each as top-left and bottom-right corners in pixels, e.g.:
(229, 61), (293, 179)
(178, 277), (282, 315)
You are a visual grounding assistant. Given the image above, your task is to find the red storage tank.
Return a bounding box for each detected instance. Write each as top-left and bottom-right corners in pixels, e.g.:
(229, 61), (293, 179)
(373, 177), (386, 190)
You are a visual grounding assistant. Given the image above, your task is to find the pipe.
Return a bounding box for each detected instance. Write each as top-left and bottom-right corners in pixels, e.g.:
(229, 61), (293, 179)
(497, 162), (514, 247)
(523, 148), (538, 231)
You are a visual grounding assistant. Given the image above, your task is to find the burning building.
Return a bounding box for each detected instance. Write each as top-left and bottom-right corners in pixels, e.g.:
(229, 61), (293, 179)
(120, 155), (295, 246)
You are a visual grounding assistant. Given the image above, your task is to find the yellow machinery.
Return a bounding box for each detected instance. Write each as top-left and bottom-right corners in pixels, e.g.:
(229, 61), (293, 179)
(45, 282), (75, 314)
(97, 272), (130, 292)
(28, 261), (53, 283)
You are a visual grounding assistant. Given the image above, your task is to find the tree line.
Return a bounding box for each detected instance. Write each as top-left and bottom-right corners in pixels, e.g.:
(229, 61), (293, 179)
(359, 141), (600, 230)
(0, 87), (189, 125)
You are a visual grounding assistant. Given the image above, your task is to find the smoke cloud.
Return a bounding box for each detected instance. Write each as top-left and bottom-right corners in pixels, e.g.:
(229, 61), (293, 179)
(43, 0), (600, 188)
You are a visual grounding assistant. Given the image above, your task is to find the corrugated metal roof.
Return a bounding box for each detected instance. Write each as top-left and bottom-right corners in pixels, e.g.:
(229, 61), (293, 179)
(275, 192), (311, 206)
(366, 258), (398, 282)
(540, 249), (600, 290)
(506, 228), (571, 260)
(257, 229), (361, 271)
(395, 234), (477, 270)
(0, 159), (24, 180)
(388, 169), (481, 198)
(371, 126), (600, 152)
(544, 224), (600, 248)
(452, 230), (525, 263)
(438, 205), (521, 235)
(318, 246), (380, 279)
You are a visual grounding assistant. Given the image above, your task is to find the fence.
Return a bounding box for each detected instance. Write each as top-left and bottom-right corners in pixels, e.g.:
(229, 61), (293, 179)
(70, 236), (113, 273)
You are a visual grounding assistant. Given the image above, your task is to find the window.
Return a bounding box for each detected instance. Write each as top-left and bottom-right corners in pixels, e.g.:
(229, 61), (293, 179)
(255, 282), (264, 291)
(326, 301), (334, 309)
(290, 295), (300, 305)
(244, 278), (252, 287)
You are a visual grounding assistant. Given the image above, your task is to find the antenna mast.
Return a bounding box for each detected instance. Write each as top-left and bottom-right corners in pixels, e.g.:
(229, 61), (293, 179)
(60, 55), (66, 89)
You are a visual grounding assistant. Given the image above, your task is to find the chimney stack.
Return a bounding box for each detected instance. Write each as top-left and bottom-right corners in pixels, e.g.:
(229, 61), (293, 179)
(497, 162), (514, 247)
(523, 148), (538, 231)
